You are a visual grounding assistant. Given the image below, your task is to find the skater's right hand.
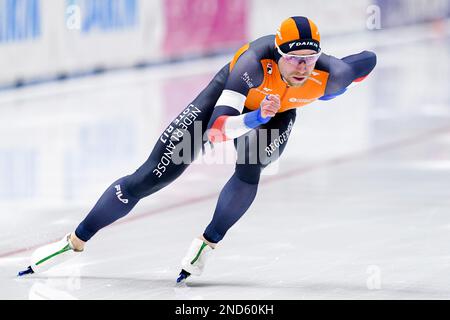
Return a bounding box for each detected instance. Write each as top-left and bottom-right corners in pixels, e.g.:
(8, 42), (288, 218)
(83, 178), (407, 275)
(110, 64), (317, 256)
(260, 94), (281, 118)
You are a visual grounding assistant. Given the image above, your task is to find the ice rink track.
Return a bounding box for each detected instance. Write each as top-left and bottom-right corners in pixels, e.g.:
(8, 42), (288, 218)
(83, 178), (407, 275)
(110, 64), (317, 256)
(0, 22), (449, 299)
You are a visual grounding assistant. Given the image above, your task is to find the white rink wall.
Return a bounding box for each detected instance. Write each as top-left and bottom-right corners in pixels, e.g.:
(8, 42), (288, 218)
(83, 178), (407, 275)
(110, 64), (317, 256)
(2, 0), (448, 87)
(0, 0), (164, 85)
(248, 0), (370, 39)
(0, 0), (241, 86)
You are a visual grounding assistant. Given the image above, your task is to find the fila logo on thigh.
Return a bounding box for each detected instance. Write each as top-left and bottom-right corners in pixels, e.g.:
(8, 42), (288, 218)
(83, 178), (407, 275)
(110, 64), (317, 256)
(114, 185), (129, 204)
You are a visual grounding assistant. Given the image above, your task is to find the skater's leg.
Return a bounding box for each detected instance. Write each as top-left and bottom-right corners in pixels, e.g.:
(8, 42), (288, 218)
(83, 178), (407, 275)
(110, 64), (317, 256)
(178, 109), (297, 280)
(177, 166), (260, 280)
(74, 65), (230, 242)
(203, 172), (258, 244)
(74, 176), (140, 243)
(202, 108), (297, 244)
(19, 65), (231, 276)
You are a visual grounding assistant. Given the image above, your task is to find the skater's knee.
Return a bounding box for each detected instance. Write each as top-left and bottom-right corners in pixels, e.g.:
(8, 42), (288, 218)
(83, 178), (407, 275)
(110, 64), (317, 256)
(126, 170), (165, 199)
(111, 175), (135, 196)
(235, 163), (262, 185)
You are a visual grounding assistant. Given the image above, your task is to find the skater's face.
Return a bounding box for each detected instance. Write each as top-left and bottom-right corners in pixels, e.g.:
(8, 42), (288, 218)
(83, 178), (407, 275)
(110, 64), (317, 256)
(277, 49), (320, 87)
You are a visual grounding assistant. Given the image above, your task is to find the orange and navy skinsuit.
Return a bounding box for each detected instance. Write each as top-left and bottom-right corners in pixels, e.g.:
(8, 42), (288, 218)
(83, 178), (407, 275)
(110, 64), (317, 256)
(74, 34), (377, 245)
(207, 35), (377, 144)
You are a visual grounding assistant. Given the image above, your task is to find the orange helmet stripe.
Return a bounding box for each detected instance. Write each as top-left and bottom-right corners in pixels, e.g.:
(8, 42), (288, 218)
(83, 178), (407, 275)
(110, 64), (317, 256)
(308, 19), (321, 42)
(275, 17), (300, 47)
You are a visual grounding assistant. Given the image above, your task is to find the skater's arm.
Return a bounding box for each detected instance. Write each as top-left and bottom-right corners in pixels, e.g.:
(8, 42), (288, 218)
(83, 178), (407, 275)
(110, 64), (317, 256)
(208, 95), (280, 143)
(319, 50), (377, 101)
(207, 50), (272, 143)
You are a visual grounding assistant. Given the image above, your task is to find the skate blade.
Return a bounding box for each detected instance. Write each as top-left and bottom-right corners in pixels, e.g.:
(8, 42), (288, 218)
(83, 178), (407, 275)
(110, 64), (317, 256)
(176, 269), (191, 284)
(18, 266), (35, 277)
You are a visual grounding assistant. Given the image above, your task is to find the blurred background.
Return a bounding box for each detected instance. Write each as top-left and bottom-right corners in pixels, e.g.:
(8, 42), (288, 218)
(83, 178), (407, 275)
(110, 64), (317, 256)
(0, 0), (448, 87)
(0, 0), (450, 299)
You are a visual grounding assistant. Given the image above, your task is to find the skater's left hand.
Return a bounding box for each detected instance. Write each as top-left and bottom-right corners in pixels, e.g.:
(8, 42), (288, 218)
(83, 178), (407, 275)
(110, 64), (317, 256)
(260, 94), (281, 118)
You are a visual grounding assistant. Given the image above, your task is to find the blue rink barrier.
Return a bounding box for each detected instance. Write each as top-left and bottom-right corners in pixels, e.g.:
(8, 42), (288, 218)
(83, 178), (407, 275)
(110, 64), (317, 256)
(0, 0), (41, 43)
(66, 0), (138, 33)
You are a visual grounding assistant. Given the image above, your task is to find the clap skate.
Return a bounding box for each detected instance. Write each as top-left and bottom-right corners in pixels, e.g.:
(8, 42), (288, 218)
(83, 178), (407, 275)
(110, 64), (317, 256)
(176, 238), (214, 283)
(18, 233), (83, 277)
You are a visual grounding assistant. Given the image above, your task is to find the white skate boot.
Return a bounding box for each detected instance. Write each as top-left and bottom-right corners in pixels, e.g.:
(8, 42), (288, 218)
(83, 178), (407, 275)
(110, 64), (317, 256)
(176, 238), (214, 283)
(18, 233), (83, 277)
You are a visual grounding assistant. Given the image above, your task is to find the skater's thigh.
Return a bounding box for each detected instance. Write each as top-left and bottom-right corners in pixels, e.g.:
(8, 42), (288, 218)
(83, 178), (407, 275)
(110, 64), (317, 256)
(234, 109), (297, 184)
(127, 65), (230, 197)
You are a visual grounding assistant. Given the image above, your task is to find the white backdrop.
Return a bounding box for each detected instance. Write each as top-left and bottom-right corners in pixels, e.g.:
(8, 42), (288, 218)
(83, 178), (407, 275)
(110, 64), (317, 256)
(0, 0), (372, 86)
(0, 0), (447, 87)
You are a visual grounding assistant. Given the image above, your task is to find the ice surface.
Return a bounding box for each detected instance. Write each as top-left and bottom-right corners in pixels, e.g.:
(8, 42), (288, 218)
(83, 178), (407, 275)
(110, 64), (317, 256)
(1, 24), (450, 300)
